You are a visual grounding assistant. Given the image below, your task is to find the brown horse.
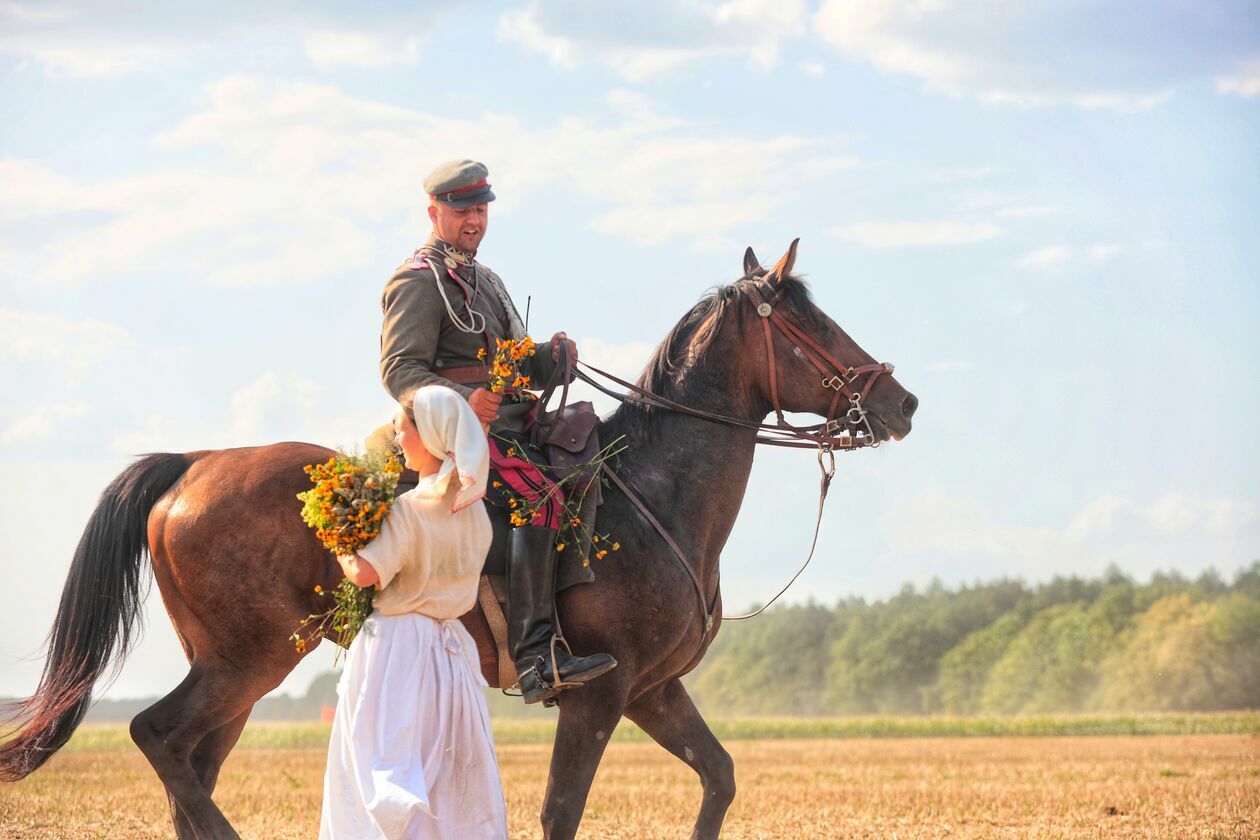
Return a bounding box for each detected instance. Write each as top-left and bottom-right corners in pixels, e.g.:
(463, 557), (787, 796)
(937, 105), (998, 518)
(0, 241), (916, 839)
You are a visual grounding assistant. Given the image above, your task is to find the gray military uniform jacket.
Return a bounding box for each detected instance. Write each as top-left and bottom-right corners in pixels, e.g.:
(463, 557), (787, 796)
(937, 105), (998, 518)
(379, 236), (564, 431)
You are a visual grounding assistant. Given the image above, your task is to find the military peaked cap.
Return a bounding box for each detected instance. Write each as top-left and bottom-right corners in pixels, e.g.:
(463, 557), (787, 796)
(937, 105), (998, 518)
(424, 159), (496, 207)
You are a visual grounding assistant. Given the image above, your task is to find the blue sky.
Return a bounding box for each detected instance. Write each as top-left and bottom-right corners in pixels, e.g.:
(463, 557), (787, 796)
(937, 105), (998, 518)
(2, 0), (1257, 700)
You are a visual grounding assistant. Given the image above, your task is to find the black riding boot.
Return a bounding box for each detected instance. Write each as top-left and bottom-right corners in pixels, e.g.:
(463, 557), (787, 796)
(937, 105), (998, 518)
(507, 526), (617, 704)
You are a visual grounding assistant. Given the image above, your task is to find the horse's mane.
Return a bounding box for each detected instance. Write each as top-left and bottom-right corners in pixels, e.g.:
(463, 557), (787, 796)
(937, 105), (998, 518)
(637, 272), (816, 395)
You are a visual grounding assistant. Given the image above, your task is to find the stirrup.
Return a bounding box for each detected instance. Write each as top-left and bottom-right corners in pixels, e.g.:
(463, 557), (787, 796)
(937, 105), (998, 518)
(547, 635), (579, 691)
(515, 655), (579, 705)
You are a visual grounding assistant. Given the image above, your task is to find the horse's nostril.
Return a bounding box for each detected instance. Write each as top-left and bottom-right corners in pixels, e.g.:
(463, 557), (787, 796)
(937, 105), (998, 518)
(901, 393), (919, 419)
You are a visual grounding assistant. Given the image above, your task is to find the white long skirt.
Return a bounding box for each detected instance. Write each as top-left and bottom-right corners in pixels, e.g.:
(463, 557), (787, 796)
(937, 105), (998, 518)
(319, 612), (507, 840)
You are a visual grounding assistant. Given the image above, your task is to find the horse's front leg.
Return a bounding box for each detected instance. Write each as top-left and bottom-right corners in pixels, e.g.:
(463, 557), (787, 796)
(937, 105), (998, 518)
(624, 678), (735, 840)
(540, 680), (630, 839)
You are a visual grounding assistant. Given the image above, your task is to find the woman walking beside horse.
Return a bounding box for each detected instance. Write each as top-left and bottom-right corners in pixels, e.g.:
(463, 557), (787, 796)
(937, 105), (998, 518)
(320, 386), (507, 839)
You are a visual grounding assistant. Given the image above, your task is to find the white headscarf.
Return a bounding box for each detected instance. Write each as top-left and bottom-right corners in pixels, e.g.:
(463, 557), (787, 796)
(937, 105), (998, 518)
(411, 385), (489, 513)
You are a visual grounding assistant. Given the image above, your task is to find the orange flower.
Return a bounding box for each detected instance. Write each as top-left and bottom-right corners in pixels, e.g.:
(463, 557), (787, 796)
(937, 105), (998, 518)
(313, 585), (323, 594)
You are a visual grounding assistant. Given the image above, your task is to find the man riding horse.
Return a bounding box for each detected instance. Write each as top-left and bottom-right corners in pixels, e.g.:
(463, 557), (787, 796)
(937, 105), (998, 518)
(377, 159), (616, 705)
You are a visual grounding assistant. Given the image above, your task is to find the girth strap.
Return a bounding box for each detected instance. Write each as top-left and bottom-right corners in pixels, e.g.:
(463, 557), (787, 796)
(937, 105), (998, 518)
(477, 575), (518, 689)
(603, 467), (716, 636)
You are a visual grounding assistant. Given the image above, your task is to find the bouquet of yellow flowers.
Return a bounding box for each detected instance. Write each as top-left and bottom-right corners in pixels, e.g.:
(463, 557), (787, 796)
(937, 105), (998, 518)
(292, 450), (403, 653)
(478, 335), (536, 393)
(297, 451), (402, 554)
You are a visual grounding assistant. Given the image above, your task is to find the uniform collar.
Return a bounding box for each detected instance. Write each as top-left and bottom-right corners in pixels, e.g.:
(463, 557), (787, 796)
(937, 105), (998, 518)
(424, 235), (476, 266)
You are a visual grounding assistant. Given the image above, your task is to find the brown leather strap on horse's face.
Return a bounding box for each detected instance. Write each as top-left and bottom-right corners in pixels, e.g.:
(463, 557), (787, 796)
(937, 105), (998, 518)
(746, 280), (893, 448)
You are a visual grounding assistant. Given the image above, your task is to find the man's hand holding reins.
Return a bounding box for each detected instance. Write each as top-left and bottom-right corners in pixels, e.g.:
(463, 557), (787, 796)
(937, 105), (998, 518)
(468, 389), (502, 426)
(550, 331), (578, 364)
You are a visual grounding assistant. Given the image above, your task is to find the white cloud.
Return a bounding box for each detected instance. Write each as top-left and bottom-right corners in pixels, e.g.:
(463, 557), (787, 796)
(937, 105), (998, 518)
(0, 2), (69, 24)
(1017, 243), (1121, 270)
(594, 200), (773, 245)
(0, 27), (185, 78)
(981, 88), (1173, 112)
(993, 204), (1065, 219)
(1063, 495), (1129, 542)
(1145, 493), (1257, 538)
(1216, 57), (1260, 98)
(924, 166), (996, 184)
(303, 30), (421, 69)
(690, 234), (742, 253)
(0, 5), (451, 79)
(228, 372), (325, 444)
(1085, 243), (1121, 261)
(0, 308), (134, 370)
(833, 220), (1000, 248)
(799, 61), (826, 77)
(2, 402), (89, 444)
(813, 0), (1242, 110)
(883, 486), (1260, 581)
(0, 78), (860, 286)
(1017, 245), (1071, 270)
(498, 0), (809, 80)
(110, 371), (388, 455)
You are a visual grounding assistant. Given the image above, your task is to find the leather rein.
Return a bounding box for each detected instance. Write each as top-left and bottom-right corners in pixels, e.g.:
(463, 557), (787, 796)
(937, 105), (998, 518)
(573, 275), (897, 634)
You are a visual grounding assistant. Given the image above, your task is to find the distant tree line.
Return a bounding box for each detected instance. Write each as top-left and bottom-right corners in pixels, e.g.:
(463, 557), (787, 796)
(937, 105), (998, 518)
(78, 672), (340, 724)
(63, 565), (1257, 723)
(687, 563), (1260, 716)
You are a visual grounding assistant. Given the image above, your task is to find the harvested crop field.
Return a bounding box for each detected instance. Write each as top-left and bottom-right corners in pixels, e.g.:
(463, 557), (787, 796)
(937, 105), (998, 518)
(1, 730), (1256, 838)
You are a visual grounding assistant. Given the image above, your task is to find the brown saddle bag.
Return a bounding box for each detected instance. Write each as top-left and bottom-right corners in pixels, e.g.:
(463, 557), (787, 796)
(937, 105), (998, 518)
(529, 345), (603, 508)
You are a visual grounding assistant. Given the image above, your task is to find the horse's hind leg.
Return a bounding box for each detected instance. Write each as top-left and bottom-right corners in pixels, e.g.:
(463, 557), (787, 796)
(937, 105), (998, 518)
(625, 678), (735, 840)
(189, 707), (252, 793)
(166, 709), (253, 838)
(130, 661), (268, 840)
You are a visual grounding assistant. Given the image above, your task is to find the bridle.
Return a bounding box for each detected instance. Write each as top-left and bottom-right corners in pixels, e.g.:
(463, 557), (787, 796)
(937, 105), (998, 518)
(570, 271), (899, 634)
(746, 278), (895, 453)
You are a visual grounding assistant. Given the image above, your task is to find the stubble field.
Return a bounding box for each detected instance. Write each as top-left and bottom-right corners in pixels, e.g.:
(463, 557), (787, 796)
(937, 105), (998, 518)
(1, 722), (1256, 838)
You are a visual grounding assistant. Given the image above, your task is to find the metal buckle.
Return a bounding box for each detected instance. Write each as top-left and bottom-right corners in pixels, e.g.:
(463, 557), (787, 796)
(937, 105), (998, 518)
(817, 445), (837, 479)
(822, 375), (846, 391)
(756, 302), (773, 317)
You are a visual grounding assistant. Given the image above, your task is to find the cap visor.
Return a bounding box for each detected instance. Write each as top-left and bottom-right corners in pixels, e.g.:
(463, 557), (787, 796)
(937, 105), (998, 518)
(442, 187), (495, 208)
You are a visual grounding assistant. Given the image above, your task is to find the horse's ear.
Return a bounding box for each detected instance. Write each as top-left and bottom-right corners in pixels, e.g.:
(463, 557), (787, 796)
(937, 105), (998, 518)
(743, 247), (761, 276)
(769, 238), (800, 285)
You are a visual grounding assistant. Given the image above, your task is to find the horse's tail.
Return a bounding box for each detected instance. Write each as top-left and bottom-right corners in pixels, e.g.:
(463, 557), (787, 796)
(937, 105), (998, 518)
(0, 452), (191, 781)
